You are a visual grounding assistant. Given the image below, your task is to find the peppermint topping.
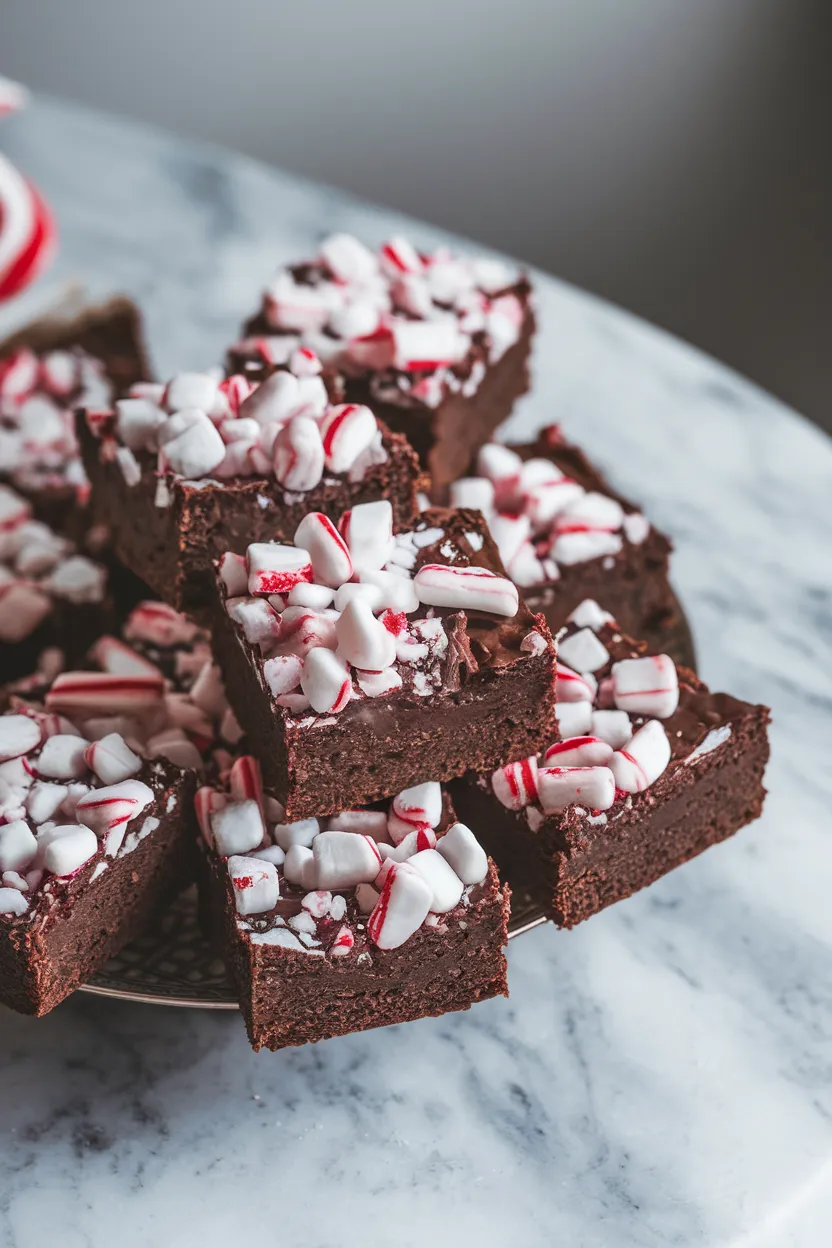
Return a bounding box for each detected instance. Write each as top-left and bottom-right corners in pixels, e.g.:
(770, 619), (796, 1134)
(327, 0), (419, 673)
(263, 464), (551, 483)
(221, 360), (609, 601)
(0, 151), (56, 304)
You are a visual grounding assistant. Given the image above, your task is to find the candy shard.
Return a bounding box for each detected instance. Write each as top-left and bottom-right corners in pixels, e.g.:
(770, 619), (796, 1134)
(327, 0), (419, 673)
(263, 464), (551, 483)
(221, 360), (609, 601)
(368, 862), (433, 950)
(612, 654), (679, 719)
(610, 720), (671, 793)
(414, 563), (518, 617)
(437, 822), (488, 886)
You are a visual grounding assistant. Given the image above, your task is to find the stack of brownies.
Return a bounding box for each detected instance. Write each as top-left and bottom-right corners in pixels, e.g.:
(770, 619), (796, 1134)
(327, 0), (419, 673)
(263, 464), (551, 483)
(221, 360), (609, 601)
(0, 235), (770, 1050)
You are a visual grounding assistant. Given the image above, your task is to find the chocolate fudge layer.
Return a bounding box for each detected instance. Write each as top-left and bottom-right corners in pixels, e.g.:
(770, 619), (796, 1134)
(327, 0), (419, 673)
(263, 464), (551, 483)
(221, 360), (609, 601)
(0, 708), (195, 1016)
(78, 358), (421, 615)
(195, 762), (509, 1051)
(211, 505), (557, 819)
(231, 233), (534, 497)
(451, 600), (770, 927)
(452, 425), (675, 644)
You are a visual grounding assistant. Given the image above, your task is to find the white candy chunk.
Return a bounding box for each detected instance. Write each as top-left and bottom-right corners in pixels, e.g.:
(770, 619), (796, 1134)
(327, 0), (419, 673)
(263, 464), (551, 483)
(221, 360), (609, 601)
(287, 582), (335, 609)
(0, 819), (37, 873)
(43, 825), (98, 876)
(294, 513), (353, 587)
(37, 734), (89, 780)
(520, 630), (548, 656)
(300, 648), (352, 714)
(273, 415), (325, 491)
(355, 667), (403, 698)
(283, 843), (314, 886)
(556, 663), (596, 703)
(335, 599), (396, 669)
(26, 781), (69, 824)
(189, 662), (227, 716)
(263, 653), (304, 697)
(0, 887), (28, 916)
(489, 513), (531, 568)
(340, 500), (394, 572)
(211, 799), (265, 856)
(75, 780), (155, 837)
(407, 848), (464, 913)
(226, 596), (281, 651)
(355, 881), (380, 914)
(0, 582), (52, 643)
(551, 530), (623, 566)
(393, 781), (443, 828)
(274, 818), (320, 851)
(47, 556), (106, 605)
(218, 551), (248, 597)
(368, 862), (432, 949)
(476, 442), (522, 483)
(560, 491), (625, 531)
(333, 582), (383, 613)
(239, 371), (299, 425)
(320, 404), (378, 474)
(622, 512), (651, 545)
(165, 372), (220, 414)
(591, 710), (634, 749)
(0, 715), (41, 761)
(228, 854), (279, 916)
(610, 720), (671, 793)
(312, 831), (382, 890)
(389, 320), (470, 371)
(159, 409), (225, 477)
(544, 737), (613, 767)
(320, 233), (379, 283)
(437, 822), (488, 885)
(251, 844), (286, 866)
(301, 889), (333, 918)
(247, 542), (312, 596)
(685, 724), (733, 764)
(84, 733), (142, 785)
(326, 810), (389, 838)
(555, 701), (593, 737)
(568, 599), (615, 631)
(491, 757), (539, 810)
(276, 605), (338, 655)
(115, 397), (167, 451)
(449, 476), (495, 514)
(508, 541), (546, 588)
(537, 766), (616, 813)
(612, 655), (679, 719)
(558, 628), (610, 674)
(414, 563), (518, 617)
(356, 569), (418, 613)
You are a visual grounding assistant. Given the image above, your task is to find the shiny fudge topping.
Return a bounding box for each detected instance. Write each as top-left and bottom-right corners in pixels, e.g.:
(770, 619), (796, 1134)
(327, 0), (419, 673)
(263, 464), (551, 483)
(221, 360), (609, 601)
(490, 598), (747, 830)
(85, 351), (388, 505)
(0, 706), (179, 927)
(0, 483), (106, 644)
(452, 427), (654, 589)
(198, 762), (491, 955)
(232, 233), (529, 409)
(0, 345), (111, 496)
(218, 504), (549, 721)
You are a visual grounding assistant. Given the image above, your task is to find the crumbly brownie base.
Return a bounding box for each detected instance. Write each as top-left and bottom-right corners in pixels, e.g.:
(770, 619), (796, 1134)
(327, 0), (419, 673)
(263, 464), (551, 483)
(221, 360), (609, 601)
(199, 851), (509, 1051)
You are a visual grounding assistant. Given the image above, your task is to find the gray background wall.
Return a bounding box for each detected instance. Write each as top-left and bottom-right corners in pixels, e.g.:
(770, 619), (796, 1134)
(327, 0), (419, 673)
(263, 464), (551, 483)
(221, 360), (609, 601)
(3, 0), (830, 429)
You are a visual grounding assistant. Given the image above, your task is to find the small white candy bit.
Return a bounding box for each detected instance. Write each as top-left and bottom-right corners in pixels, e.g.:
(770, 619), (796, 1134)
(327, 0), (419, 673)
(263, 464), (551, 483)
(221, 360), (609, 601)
(368, 861), (433, 950)
(355, 881), (380, 914)
(294, 513), (353, 588)
(339, 500), (393, 572)
(538, 766), (616, 813)
(36, 734), (89, 781)
(622, 513), (651, 545)
(437, 822), (488, 886)
(300, 648), (352, 714)
(45, 671), (164, 713)
(0, 819), (37, 873)
(330, 925), (355, 957)
(556, 663), (595, 704)
(320, 232), (378, 283)
(301, 889), (333, 918)
(319, 404), (378, 474)
(393, 781), (442, 828)
(263, 653), (304, 697)
(476, 442), (522, 489)
(591, 709), (634, 750)
(544, 737), (613, 768)
(287, 582), (335, 609)
(218, 551), (248, 597)
(43, 825), (99, 877)
(228, 854), (279, 916)
(685, 724), (732, 764)
(164, 371), (220, 415)
(229, 755), (264, 810)
(247, 542), (313, 596)
(26, 781), (68, 824)
(283, 843), (315, 887)
(114, 397), (167, 451)
(414, 563), (518, 617)
(277, 606), (338, 656)
(356, 570), (418, 613)
(555, 702), (593, 738)
(313, 830), (383, 890)
(335, 599), (396, 670)
(491, 757), (538, 811)
(327, 810), (389, 838)
(408, 848), (464, 913)
(211, 799), (265, 856)
(273, 415), (324, 491)
(194, 785), (226, 843)
(612, 655), (679, 719)
(226, 597), (281, 651)
(159, 409), (225, 478)
(355, 667), (402, 698)
(558, 628), (610, 675)
(274, 817), (320, 851)
(489, 513), (530, 568)
(610, 720), (671, 794)
(520, 631), (548, 657)
(75, 780), (155, 837)
(0, 887), (28, 916)
(0, 714), (41, 762)
(88, 635), (162, 679)
(568, 599), (615, 632)
(0, 582), (52, 643)
(389, 320), (470, 371)
(449, 476), (495, 515)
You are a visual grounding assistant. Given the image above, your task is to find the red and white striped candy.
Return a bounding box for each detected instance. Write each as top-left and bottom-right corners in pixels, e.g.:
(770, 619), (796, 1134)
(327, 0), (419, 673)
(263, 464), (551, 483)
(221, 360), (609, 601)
(346, 326), (396, 370)
(545, 736), (613, 768)
(247, 543), (313, 596)
(558, 628), (610, 675)
(392, 781), (442, 828)
(610, 720), (671, 794)
(339, 500), (393, 572)
(278, 605), (338, 655)
(525, 478), (585, 531)
(319, 233), (379, 284)
(37, 734), (88, 780)
(319, 404), (378, 475)
(218, 374), (255, 417)
(263, 653), (304, 697)
(226, 596), (281, 651)
(491, 756), (539, 811)
(84, 733), (142, 785)
(449, 477), (495, 515)
(387, 811), (430, 847)
(45, 671), (165, 714)
(229, 755), (263, 812)
(355, 667), (402, 698)
(508, 541), (546, 589)
(437, 822), (488, 886)
(289, 346), (322, 377)
(0, 581), (52, 642)
(265, 272), (336, 332)
(88, 635), (162, 680)
(312, 830), (383, 890)
(211, 799), (266, 857)
(75, 779), (155, 837)
(294, 513), (353, 588)
(335, 599), (396, 670)
(330, 925), (355, 957)
(273, 415), (324, 490)
(228, 854), (279, 916)
(590, 710), (633, 749)
(0, 347), (38, 402)
(476, 443), (522, 489)
(195, 786), (226, 843)
(612, 655), (679, 719)
(43, 826), (98, 877)
(414, 563), (518, 617)
(158, 409), (225, 478)
(124, 601), (198, 647)
(380, 236), (423, 276)
(538, 766), (616, 813)
(556, 663), (595, 704)
(299, 648), (352, 714)
(388, 320), (470, 371)
(0, 153), (56, 303)
(368, 861), (432, 950)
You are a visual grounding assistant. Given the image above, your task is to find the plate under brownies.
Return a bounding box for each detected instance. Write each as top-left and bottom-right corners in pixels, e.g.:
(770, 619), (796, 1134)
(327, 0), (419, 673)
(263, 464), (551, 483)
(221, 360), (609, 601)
(195, 763), (509, 1052)
(210, 505), (557, 820)
(450, 600), (770, 927)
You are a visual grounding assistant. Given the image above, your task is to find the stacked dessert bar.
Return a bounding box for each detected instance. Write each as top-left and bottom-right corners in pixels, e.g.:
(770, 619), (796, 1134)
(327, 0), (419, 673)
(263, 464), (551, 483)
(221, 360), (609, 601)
(0, 233), (769, 1050)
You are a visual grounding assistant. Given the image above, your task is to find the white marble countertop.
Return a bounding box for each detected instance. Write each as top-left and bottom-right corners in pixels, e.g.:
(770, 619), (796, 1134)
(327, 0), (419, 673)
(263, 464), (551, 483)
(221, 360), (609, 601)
(2, 98), (831, 1248)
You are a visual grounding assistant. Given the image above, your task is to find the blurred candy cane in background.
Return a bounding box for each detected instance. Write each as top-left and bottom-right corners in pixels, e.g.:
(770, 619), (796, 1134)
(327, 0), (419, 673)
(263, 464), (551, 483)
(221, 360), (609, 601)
(0, 75), (57, 302)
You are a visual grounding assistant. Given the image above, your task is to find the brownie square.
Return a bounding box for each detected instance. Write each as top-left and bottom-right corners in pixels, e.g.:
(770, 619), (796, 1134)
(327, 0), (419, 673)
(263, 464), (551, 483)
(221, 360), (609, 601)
(0, 707), (196, 1016)
(230, 233), (535, 498)
(210, 505), (557, 820)
(195, 763), (509, 1051)
(78, 356), (422, 616)
(451, 424), (675, 645)
(451, 600), (770, 927)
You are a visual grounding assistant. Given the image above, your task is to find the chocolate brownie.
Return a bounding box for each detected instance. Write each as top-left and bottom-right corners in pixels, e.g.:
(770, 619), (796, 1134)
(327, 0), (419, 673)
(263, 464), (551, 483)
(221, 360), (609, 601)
(78, 356), (422, 615)
(451, 599), (770, 927)
(0, 296), (150, 537)
(0, 706), (196, 1015)
(452, 425), (675, 645)
(210, 504), (557, 819)
(195, 760), (509, 1051)
(230, 233), (534, 498)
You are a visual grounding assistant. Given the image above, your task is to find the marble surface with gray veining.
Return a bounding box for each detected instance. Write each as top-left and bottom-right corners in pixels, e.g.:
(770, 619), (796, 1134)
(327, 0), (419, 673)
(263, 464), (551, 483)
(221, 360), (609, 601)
(1, 98), (831, 1248)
